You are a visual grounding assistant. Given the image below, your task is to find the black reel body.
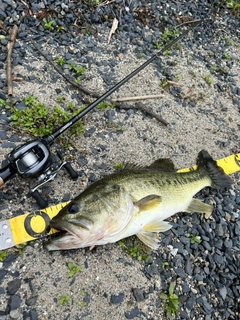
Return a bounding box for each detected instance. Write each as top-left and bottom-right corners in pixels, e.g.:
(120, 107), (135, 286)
(8, 140), (52, 178)
(0, 139), (52, 187)
(0, 140), (78, 208)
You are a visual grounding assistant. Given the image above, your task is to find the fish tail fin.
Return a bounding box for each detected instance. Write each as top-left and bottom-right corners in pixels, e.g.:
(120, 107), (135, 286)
(197, 150), (232, 189)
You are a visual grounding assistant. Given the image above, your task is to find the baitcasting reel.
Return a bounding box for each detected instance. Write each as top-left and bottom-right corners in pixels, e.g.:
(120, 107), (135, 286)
(0, 139), (78, 208)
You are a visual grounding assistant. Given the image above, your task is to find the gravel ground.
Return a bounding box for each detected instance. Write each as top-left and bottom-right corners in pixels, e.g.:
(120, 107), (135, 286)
(0, 1), (240, 319)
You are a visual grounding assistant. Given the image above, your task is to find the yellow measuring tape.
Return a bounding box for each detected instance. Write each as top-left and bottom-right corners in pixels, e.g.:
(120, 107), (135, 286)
(177, 153), (240, 174)
(0, 202), (70, 250)
(0, 152), (239, 250)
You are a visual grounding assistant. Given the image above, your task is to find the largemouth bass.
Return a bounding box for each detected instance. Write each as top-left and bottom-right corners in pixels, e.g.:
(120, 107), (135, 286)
(46, 150), (232, 251)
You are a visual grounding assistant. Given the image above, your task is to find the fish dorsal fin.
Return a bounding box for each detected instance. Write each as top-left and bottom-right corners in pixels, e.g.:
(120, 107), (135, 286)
(119, 162), (145, 171)
(148, 158), (175, 171)
(134, 195), (162, 212)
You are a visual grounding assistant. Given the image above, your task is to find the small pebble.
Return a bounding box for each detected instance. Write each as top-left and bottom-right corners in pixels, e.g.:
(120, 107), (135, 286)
(110, 292), (124, 304)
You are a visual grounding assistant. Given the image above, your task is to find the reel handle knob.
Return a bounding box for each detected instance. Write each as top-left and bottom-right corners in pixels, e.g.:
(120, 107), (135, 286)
(56, 151), (78, 180)
(31, 190), (48, 209)
(63, 162), (78, 180)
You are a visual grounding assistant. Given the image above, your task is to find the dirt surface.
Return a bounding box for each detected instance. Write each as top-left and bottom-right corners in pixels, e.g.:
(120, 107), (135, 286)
(0, 7), (240, 320)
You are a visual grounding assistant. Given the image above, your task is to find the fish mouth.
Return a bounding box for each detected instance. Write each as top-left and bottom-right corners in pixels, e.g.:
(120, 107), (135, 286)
(45, 219), (83, 251)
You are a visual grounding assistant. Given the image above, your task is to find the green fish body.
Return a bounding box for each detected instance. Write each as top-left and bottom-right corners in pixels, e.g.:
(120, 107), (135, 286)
(46, 150), (232, 251)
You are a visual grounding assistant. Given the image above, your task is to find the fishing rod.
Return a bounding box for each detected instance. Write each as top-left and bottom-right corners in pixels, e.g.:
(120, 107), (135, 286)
(0, 19), (202, 208)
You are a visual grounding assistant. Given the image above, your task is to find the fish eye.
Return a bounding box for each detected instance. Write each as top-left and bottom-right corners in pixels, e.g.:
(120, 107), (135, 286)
(67, 203), (79, 214)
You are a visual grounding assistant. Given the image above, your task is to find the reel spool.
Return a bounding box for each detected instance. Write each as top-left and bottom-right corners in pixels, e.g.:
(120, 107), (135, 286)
(8, 140), (52, 178)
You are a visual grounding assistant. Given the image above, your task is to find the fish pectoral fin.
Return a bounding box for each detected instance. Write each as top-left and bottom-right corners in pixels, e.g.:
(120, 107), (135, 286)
(136, 231), (160, 250)
(135, 195), (162, 212)
(186, 198), (212, 219)
(143, 220), (172, 233)
(68, 217), (93, 230)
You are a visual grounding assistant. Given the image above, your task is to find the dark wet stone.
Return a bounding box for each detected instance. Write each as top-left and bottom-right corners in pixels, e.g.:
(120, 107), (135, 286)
(84, 127), (96, 137)
(7, 279), (21, 295)
(0, 92), (6, 100)
(235, 223), (240, 235)
(25, 295), (38, 306)
(196, 296), (213, 314)
(171, 241), (184, 253)
(0, 130), (7, 139)
(0, 9), (7, 20)
(24, 278), (35, 293)
(149, 286), (154, 294)
(180, 310), (188, 319)
(15, 101), (27, 110)
(213, 253), (224, 264)
(182, 282), (190, 293)
(132, 288), (145, 302)
(155, 297), (161, 308)
(88, 173), (96, 182)
(97, 144), (106, 151)
(105, 109), (115, 121)
(219, 286), (227, 300)
(83, 293), (91, 305)
(40, 185), (52, 196)
(9, 294), (21, 309)
(215, 239), (223, 250)
(97, 163), (108, 170)
(185, 260), (193, 275)
(186, 293), (196, 310)
(124, 307), (140, 319)
(204, 266), (210, 275)
(173, 255), (184, 268)
(175, 267), (186, 278)
(55, 88), (62, 94)
(202, 240), (212, 251)
(1, 142), (16, 148)
(110, 292), (124, 304)
(29, 309), (38, 320)
(199, 285), (208, 296)
(77, 155), (87, 167)
(62, 193), (71, 202)
(144, 263), (159, 277)
(0, 270), (8, 282)
(215, 223), (224, 236)
(127, 109), (134, 115)
(165, 67), (172, 79)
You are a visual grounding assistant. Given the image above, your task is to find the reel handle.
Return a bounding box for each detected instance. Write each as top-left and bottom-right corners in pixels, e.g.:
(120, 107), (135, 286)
(31, 190), (48, 209)
(56, 151), (78, 180)
(63, 162), (79, 180)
